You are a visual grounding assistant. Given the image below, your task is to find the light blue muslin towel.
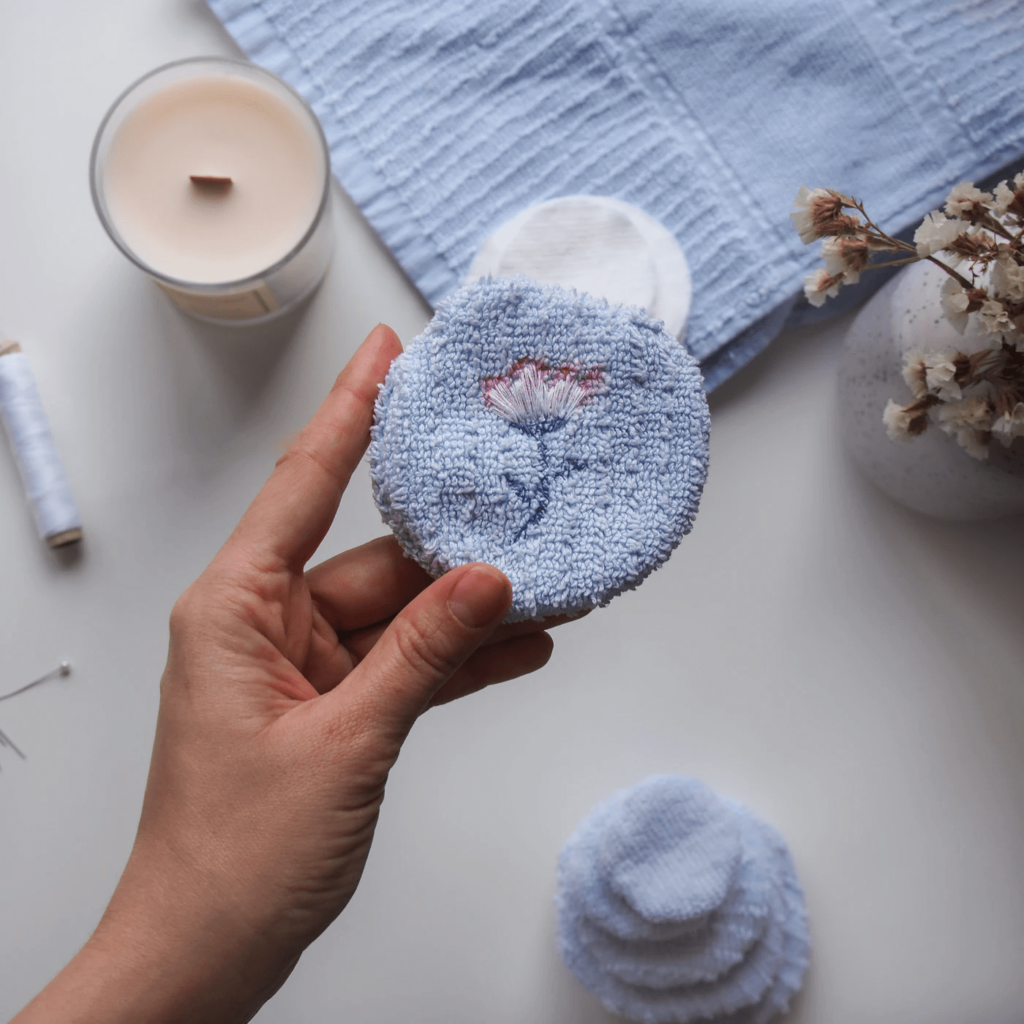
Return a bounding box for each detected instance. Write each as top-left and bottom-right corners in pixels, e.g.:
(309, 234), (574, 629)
(208, 0), (1024, 389)
(556, 776), (810, 1024)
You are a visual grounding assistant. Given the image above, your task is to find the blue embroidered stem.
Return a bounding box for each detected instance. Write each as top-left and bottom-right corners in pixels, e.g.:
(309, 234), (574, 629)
(507, 420), (586, 540)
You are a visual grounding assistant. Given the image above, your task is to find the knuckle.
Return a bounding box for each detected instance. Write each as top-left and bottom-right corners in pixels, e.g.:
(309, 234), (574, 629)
(168, 586), (200, 635)
(273, 445), (304, 472)
(390, 614), (455, 683)
(277, 441), (345, 492)
(167, 576), (230, 641)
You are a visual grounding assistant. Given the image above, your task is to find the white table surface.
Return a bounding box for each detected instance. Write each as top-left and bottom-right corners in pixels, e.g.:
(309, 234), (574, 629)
(2, 3), (1024, 1022)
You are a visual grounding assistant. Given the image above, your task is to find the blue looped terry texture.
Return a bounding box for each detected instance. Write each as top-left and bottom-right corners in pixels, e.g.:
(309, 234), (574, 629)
(369, 279), (710, 622)
(207, 0), (1024, 389)
(556, 776), (810, 1024)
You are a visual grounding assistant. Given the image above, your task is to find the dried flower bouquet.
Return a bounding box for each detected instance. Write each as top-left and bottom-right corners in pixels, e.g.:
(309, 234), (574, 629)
(792, 176), (1024, 459)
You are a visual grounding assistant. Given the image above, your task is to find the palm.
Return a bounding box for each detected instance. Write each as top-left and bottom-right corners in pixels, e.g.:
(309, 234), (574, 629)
(258, 539), (433, 698)
(218, 533), (561, 714)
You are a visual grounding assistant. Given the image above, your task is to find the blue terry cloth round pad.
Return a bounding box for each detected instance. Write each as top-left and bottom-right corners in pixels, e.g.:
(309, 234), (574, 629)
(369, 278), (711, 621)
(555, 777), (810, 1024)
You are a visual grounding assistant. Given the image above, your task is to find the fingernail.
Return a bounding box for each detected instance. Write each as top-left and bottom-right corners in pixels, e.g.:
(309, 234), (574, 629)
(448, 567), (511, 629)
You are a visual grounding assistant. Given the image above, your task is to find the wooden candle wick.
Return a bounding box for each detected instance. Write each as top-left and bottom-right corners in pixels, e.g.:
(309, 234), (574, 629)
(190, 175), (233, 189)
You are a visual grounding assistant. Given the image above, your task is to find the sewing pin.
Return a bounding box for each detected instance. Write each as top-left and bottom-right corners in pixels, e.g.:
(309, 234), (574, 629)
(0, 660), (72, 703)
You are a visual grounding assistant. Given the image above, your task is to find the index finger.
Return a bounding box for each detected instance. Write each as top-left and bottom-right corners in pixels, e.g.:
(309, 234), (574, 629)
(228, 324), (402, 569)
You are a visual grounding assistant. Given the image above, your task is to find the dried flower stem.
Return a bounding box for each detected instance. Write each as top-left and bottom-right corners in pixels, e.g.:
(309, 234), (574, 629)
(793, 175), (1024, 459)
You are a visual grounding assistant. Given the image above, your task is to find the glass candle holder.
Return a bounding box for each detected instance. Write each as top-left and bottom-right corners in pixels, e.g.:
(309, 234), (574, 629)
(91, 57), (333, 324)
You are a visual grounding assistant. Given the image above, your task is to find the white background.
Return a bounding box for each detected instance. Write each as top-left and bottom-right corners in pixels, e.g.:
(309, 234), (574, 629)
(1, 2), (1023, 1022)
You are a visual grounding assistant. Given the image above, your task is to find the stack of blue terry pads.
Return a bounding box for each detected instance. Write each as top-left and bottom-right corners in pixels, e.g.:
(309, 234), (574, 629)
(556, 776), (810, 1023)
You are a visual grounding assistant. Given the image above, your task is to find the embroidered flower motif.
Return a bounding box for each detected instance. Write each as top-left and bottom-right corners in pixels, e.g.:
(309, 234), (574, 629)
(482, 357), (607, 434)
(482, 357), (607, 539)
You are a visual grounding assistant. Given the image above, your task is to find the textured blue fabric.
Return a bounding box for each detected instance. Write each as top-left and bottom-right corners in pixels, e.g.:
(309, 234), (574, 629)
(369, 279), (710, 622)
(208, 0), (1024, 388)
(556, 776), (810, 1024)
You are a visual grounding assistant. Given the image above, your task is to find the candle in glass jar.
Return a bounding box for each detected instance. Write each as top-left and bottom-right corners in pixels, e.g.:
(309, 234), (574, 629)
(91, 59), (333, 323)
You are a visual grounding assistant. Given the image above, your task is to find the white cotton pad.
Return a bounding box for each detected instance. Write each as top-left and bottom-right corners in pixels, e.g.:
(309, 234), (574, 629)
(467, 196), (693, 340)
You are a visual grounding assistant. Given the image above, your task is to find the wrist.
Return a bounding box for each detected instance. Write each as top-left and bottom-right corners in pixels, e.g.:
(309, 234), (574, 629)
(12, 844), (292, 1024)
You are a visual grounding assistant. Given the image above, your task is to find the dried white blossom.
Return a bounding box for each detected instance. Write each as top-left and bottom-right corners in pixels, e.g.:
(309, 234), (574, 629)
(884, 399), (925, 440)
(993, 181), (1016, 217)
(803, 268), (843, 306)
(940, 278), (972, 333)
(821, 237), (846, 276)
(944, 180), (993, 220)
(884, 399), (917, 440)
(937, 395), (991, 429)
(791, 186), (861, 245)
(820, 235), (871, 283)
(936, 396), (993, 459)
(977, 298), (1013, 338)
(991, 402), (1024, 446)
(941, 228), (1002, 268)
(791, 186), (834, 244)
(791, 179), (1024, 457)
(924, 357), (962, 401)
(914, 211), (963, 256)
(955, 428), (990, 459)
(901, 350), (929, 399)
(992, 172), (1024, 216)
(991, 253), (1024, 301)
(794, 182), (1024, 456)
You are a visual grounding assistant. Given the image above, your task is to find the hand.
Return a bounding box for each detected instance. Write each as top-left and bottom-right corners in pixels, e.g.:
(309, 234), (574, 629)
(14, 325), (560, 1024)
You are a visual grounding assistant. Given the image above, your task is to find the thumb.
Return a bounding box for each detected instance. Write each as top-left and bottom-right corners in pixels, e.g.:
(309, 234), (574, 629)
(322, 563), (513, 743)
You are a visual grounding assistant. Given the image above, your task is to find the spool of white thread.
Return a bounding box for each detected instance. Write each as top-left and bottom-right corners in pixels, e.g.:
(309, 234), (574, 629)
(0, 341), (82, 547)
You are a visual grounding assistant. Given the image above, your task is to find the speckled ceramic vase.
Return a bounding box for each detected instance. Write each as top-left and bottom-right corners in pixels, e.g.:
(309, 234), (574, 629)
(837, 261), (1024, 520)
